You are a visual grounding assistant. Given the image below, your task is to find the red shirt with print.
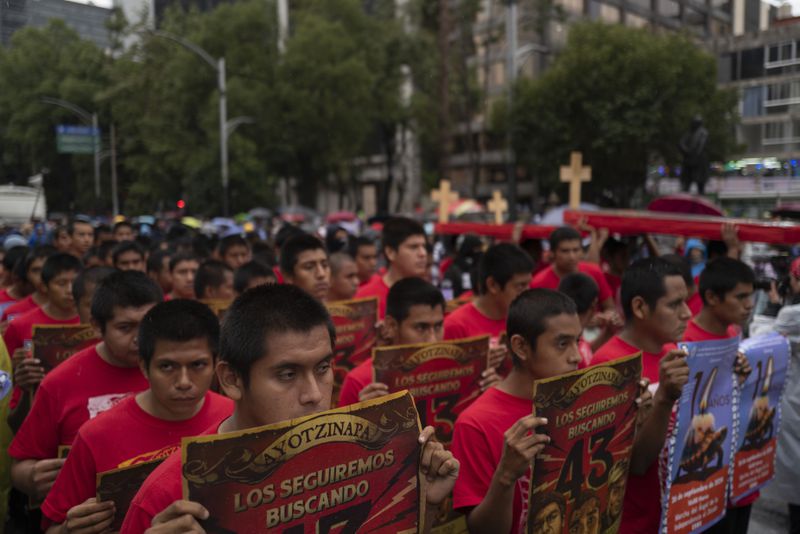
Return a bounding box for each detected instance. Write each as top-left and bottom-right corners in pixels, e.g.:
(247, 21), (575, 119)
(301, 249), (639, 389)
(531, 262), (613, 304)
(8, 345), (149, 462)
(41, 392), (233, 526)
(1, 295), (39, 323)
(444, 302), (506, 341)
(452, 387), (533, 533)
(354, 274), (389, 319)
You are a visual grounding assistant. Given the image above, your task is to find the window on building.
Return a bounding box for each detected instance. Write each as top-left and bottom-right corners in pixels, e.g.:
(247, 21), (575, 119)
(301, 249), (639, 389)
(766, 41), (797, 67)
(741, 48), (764, 79)
(763, 121), (789, 143)
(742, 86), (764, 117)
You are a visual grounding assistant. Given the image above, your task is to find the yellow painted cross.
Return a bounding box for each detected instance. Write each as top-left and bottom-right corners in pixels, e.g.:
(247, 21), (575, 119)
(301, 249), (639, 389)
(487, 190), (508, 225)
(560, 151), (591, 209)
(431, 180), (459, 223)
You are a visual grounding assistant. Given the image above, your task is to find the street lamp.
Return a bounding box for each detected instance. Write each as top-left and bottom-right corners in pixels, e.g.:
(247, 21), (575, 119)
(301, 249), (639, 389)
(41, 97), (101, 200)
(149, 30), (231, 216)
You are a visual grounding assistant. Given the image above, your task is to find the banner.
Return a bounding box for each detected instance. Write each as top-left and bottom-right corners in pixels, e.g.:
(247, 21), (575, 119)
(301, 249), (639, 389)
(96, 459), (164, 531)
(182, 390), (423, 533)
(326, 298), (378, 400)
(32, 324), (98, 372)
(526, 352), (642, 534)
(663, 337), (739, 534)
(731, 333), (791, 503)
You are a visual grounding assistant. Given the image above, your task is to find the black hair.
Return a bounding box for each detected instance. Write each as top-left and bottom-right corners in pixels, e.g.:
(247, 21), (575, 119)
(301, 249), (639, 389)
(381, 217), (426, 254)
(137, 299), (220, 369)
(194, 259), (232, 299)
(279, 234), (326, 276)
(558, 273), (599, 314)
(530, 492), (566, 525)
(68, 218), (92, 235)
(386, 277), (445, 323)
(3, 246), (28, 273)
(477, 243), (534, 293)
(90, 270), (163, 332)
(94, 224), (112, 239)
(53, 225), (69, 240)
(72, 266), (115, 304)
(348, 236), (375, 258)
(548, 226), (582, 250)
(41, 253), (82, 285)
(98, 240), (117, 263)
(507, 288), (577, 367)
(325, 226), (349, 254)
(707, 240), (728, 262)
(14, 245), (56, 283)
(275, 224), (305, 250)
(218, 235), (250, 257)
(661, 253), (694, 289)
(147, 249), (172, 274)
(233, 260), (275, 294)
(112, 240), (145, 267)
(220, 284), (335, 385)
(601, 236), (628, 258)
(112, 221), (133, 233)
(620, 257), (684, 321)
(169, 252), (198, 272)
(251, 241), (276, 267)
(698, 257), (755, 305)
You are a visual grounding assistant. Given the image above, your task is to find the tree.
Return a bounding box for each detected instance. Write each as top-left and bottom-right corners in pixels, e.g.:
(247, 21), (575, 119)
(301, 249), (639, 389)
(509, 22), (739, 207)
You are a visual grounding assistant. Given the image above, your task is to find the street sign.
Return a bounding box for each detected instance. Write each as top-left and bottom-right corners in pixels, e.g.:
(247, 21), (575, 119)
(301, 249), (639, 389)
(56, 124), (100, 154)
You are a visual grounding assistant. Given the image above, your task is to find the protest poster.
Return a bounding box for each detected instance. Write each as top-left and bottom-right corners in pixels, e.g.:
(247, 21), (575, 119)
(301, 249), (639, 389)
(96, 459), (164, 531)
(200, 299), (233, 322)
(182, 390), (423, 533)
(662, 337), (739, 534)
(731, 333), (791, 503)
(526, 352), (642, 534)
(373, 335), (489, 445)
(326, 297), (378, 401)
(32, 324), (98, 372)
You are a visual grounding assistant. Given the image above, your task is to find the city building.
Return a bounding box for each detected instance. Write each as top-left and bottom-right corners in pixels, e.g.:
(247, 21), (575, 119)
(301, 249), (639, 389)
(0, 0), (111, 48)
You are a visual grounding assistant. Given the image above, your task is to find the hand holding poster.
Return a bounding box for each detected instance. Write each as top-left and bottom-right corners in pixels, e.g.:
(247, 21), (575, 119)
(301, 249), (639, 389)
(373, 335), (489, 445)
(731, 332), (791, 502)
(662, 337), (739, 534)
(326, 298), (378, 396)
(97, 459), (164, 531)
(526, 352), (642, 534)
(32, 324), (98, 372)
(182, 391), (423, 533)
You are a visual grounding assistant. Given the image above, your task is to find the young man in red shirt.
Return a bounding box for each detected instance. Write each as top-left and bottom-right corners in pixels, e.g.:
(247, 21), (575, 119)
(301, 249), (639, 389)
(591, 258), (692, 534)
(112, 241), (147, 272)
(349, 236), (378, 286)
(193, 259), (235, 301)
(444, 243), (532, 342)
(167, 254), (199, 301)
(355, 217), (428, 318)
(557, 273), (603, 367)
(67, 219), (94, 260)
(327, 252), (360, 302)
(1, 246), (56, 323)
(119, 283), (459, 534)
(0, 246), (32, 317)
(41, 299), (233, 533)
(9, 271), (162, 504)
(531, 227), (616, 314)
(217, 234), (252, 270)
(280, 233), (331, 302)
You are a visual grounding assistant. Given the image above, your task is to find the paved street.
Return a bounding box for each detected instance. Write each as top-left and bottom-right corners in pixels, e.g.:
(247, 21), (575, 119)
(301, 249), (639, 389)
(749, 485), (789, 534)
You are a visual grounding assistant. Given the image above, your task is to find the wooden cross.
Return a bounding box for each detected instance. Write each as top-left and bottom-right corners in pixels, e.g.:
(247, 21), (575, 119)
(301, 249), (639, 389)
(560, 151), (592, 209)
(487, 190), (508, 225)
(431, 180), (459, 223)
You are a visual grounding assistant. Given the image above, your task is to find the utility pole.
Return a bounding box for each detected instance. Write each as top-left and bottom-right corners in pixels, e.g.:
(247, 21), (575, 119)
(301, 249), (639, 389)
(437, 0), (451, 184)
(505, 0), (518, 221)
(110, 124), (119, 218)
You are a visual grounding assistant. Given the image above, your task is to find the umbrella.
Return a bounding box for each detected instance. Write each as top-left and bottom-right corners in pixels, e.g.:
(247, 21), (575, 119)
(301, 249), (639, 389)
(181, 216), (202, 229)
(326, 210), (358, 223)
(449, 199), (485, 217)
(540, 203), (599, 225)
(647, 194), (724, 217)
(249, 207), (272, 219)
(278, 205), (320, 224)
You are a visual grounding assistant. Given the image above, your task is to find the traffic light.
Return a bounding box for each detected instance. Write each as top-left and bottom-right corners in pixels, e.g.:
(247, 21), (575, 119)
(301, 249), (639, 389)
(177, 199), (186, 209)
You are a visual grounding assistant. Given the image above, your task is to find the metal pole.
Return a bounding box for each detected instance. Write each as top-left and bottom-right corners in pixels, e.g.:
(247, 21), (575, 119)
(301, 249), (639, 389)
(219, 57), (229, 217)
(505, 0), (518, 221)
(277, 0), (288, 54)
(92, 113), (101, 199)
(111, 123), (119, 217)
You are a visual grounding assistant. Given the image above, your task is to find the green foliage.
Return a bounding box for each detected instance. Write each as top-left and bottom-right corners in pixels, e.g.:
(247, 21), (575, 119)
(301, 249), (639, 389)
(508, 22), (740, 205)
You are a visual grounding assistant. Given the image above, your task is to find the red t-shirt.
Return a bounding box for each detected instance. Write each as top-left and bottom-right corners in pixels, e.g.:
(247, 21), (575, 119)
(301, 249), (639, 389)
(444, 302), (506, 341)
(452, 387), (532, 533)
(687, 292), (703, 316)
(338, 358), (373, 407)
(1, 294), (39, 323)
(3, 306), (79, 357)
(121, 425), (222, 534)
(0, 288), (18, 309)
(605, 271), (622, 307)
(592, 335), (677, 534)
(578, 338), (593, 369)
(8, 345), (149, 462)
(41, 392), (233, 526)
(531, 262), (613, 304)
(354, 274), (389, 319)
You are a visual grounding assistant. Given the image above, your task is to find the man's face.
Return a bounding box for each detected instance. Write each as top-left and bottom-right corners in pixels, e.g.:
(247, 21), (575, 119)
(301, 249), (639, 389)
(207, 270), (235, 301)
(27, 257), (45, 292)
(113, 226), (134, 242)
(386, 235), (428, 279)
(288, 249), (330, 301)
(355, 244), (378, 283)
(569, 497), (600, 534)
(607, 479), (625, 519)
(329, 259), (360, 301)
(54, 230), (72, 252)
(386, 304), (445, 346)
(70, 223), (94, 256)
(227, 325), (334, 427)
(77, 282), (97, 324)
(490, 272), (533, 315)
(116, 251), (145, 272)
(532, 502), (563, 534)
(641, 275), (690, 345)
(517, 313), (583, 379)
(144, 337), (215, 421)
(43, 270), (78, 314)
(171, 260), (199, 299)
(714, 282), (754, 327)
(223, 245), (251, 270)
(100, 304), (156, 367)
(553, 239), (583, 274)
